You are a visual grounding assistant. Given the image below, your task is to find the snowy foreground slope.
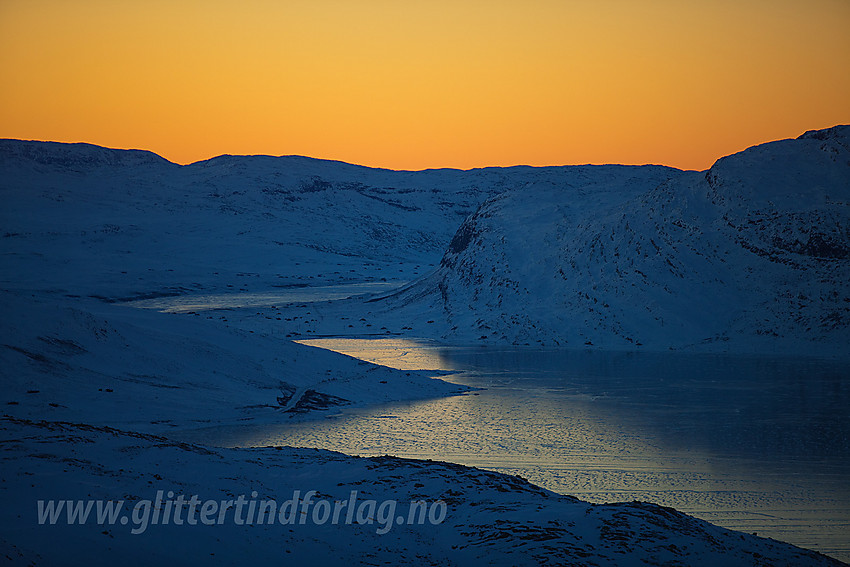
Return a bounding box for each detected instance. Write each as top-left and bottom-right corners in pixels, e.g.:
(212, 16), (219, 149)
(1, 417), (842, 567)
(378, 125), (850, 357)
(0, 292), (465, 433)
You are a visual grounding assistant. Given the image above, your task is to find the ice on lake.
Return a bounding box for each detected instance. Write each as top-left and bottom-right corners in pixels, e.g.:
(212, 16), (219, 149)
(124, 281), (407, 313)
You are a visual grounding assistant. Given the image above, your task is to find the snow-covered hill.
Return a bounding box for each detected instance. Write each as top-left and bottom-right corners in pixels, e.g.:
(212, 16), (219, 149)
(2, 139), (601, 299)
(379, 126), (850, 357)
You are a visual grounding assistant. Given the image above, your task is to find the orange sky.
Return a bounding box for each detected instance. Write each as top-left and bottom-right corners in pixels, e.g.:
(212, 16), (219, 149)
(1, 0), (848, 171)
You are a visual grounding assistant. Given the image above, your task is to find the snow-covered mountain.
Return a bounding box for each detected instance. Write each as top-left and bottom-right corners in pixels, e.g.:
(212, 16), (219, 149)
(3, 131), (849, 564)
(1, 139), (571, 299)
(1, 139), (692, 302)
(5, 130), (848, 358)
(379, 125), (850, 357)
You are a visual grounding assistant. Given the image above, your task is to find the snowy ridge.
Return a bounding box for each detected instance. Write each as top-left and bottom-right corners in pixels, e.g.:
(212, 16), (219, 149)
(0, 139), (171, 169)
(381, 126), (850, 357)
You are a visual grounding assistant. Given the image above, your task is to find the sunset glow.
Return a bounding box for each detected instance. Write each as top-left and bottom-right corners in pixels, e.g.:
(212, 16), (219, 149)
(2, 0), (848, 170)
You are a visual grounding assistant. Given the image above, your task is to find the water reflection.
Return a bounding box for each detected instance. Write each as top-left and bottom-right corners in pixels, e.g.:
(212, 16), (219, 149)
(293, 341), (850, 466)
(441, 348), (850, 464)
(179, 340), (850, 561)
(295, 338), (455, 371)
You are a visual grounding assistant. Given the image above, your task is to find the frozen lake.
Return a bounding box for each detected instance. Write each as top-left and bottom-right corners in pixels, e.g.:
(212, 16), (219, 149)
(124, 281), (407, 313)
(177, 338), (850, 561)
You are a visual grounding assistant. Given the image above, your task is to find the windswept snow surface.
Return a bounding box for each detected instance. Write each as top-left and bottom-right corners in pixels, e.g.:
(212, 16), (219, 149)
(2, 128), (849, 564)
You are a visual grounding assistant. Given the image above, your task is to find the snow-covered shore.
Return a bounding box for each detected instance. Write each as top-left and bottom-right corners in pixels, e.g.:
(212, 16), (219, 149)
(0, 291), (467, 433)
(2, 416), (844, 566)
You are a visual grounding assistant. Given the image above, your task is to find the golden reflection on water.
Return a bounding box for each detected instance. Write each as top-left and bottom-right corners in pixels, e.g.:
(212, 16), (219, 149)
(295, 338), (458, 371)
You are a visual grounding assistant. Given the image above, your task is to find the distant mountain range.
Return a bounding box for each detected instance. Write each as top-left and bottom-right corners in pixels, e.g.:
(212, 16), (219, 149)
(0, 139), (508, 298)
(2, 126), (848, 356)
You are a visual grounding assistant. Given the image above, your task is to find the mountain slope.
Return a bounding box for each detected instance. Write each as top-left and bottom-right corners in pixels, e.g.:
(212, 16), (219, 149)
(378, 126), (850, 356)
(0, 140), (492, 297)
(4, 140), (680, 299)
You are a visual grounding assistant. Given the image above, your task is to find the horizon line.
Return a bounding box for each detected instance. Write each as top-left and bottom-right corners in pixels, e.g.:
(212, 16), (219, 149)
(3, 125), (845, 174)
